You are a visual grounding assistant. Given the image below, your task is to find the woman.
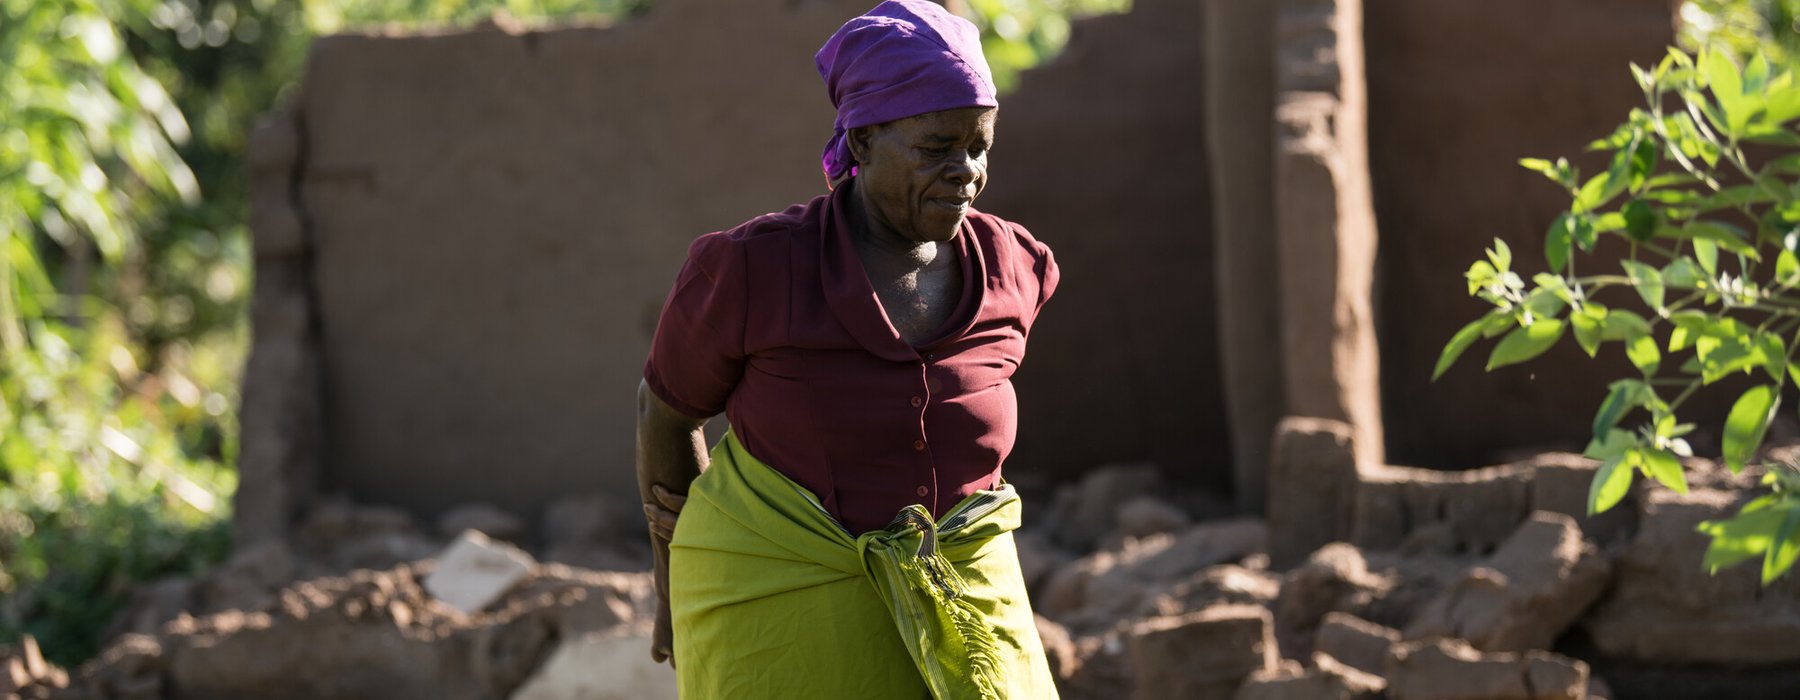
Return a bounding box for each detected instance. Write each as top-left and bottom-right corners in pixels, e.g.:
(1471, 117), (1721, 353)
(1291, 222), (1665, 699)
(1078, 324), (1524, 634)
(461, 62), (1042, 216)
(637, 2), (1060, 696)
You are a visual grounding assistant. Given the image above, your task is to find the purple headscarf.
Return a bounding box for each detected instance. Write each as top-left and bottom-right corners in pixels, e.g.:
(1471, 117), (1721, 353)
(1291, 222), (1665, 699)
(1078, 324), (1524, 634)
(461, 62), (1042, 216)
(815, 0), (998, 183)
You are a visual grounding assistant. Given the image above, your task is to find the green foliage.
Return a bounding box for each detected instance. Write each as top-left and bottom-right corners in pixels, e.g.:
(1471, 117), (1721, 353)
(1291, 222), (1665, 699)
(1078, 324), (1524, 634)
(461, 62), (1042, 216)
(1682, 0), (1800, 65)
(960, 0), (1132, 93)
(1435, 42), (1800, 583)
(0, 0), (248, 666)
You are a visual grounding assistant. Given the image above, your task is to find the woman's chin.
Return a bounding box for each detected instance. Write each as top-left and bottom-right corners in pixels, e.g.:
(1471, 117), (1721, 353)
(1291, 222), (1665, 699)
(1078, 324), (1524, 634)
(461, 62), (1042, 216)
(913, 214), (966, 242)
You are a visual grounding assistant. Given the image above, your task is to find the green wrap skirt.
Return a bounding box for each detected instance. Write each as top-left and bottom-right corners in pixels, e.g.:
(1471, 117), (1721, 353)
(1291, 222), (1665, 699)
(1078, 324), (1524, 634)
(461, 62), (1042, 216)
(668, 431), (1058, 699)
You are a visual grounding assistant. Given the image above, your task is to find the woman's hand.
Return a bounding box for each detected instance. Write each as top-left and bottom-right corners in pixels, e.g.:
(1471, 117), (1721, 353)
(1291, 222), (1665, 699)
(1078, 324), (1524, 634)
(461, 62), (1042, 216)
(645, 483), (687, 665)
(636, 379), (707, 667)
(644, 483), (687, 541)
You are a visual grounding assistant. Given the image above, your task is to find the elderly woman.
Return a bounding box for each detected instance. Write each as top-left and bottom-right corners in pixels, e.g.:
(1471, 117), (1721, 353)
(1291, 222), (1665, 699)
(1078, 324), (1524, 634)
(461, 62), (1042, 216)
(636, 1), (1060, 697)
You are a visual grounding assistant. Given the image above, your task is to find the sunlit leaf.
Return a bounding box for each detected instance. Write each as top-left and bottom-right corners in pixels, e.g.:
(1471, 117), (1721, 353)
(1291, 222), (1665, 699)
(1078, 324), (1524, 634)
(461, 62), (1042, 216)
(1546, 213), (1573, 271)
(1622, 260), (1665, 310)
(1589, 447), (1637, 515)
(1724, 384), (1779, 474)
(1663, 257), (1706, 288)
(1572, 305), (1605, 357)
(1487, 319), (1565, 371)
(1765, 509), (1800, 585)
(1639, 447), (1688, 494)
(1626, 334), (1661, 375)
(1434, 315), (1492, 381)
(1592, 380), (1646, 438)
(1694, 237), (1720, 276)
(1487, 238), (1513, 273)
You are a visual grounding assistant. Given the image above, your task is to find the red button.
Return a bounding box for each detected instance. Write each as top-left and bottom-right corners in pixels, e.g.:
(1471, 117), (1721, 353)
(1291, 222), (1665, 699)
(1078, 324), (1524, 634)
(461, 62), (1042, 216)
(911, 396), (923, 407)
(912, 440), (925, 451)
(916, 486), (930, 497)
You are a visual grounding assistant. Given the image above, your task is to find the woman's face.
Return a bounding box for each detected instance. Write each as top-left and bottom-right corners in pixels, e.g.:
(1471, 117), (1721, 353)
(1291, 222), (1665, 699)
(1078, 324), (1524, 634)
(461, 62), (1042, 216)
(850, 106), (996, 244)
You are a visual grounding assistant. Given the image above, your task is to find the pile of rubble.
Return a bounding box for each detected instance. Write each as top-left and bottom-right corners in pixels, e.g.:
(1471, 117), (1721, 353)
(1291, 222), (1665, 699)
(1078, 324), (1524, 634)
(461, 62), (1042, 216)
(4, 490), (668, 700)
(11, 431), (1800, 699)
(1015, 424), (1800, 700)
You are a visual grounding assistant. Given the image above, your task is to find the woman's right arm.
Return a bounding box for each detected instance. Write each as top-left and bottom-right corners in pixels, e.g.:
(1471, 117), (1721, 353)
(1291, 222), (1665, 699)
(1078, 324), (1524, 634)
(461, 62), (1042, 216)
(636, 378), (709, 665)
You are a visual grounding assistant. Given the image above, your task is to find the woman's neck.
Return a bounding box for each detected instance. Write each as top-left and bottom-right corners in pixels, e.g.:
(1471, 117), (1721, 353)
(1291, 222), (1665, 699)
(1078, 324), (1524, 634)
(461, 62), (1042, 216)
(846, 180), (949, 271)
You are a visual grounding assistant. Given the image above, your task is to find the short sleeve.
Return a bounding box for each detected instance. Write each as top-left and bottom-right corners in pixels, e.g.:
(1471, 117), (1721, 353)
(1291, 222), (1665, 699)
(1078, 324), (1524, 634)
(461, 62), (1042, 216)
(1004, 221), (1058, 329)
(643, 233), (748, 419)
(1032, 238), (1059, 321)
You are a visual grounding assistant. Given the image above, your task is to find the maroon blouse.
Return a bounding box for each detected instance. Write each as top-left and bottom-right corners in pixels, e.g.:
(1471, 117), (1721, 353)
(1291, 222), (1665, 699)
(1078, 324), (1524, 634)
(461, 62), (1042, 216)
(643, 183), (1058, 535)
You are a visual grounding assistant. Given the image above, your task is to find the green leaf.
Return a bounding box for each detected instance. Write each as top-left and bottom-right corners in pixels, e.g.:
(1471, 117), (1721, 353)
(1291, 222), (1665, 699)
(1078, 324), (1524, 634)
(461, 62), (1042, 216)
(1434, 316), (1492, 381)
(1663, 257), (1706, 288)
(1639, 447), (1688, 494)
(1724, 384), (1779, 474)
(1466, 260), (1498, 295)
(1698, 184), (1779, 210)
(1589, 446), (1637, 515)
(1571, 305), (1605, 357)
(1522, 286), (1568, 322)
(1572, 214), (1598, 251)
(1743, 129), (1800, 147)
(1592, 380), (1646, 438)
(1660, 221), (1758, 258)
(1696, 330), (1763, 384)
(1762, 333), (1790, 382)
(1769, 153), (1800, 175)
(1766, 70), (1800, 126)
(1621, 260), (1665, 311)
(1487, 238), (1513, 273)
(1702, 45), (1747, 136)
(1765, 508), (1800, 585)
(1601, 309), (1651, 341)
(1623, 200), (1656, 241)
(1626, 334), (1661, 375)
(1519, 157), (1568, 187)
(1779, 250), (1800, 287)
(1546, 213), (1573, 271)
(1585, 122), (1636, 151)
(1628, 139), (1659, 192)
(1486, 319), (1565, 371)
(1574, 171), (1623, 213)
(1746, 52), (1771, 95)
(1481, 312), (1515, 338)
(1695, 237), (1720, 276)
(1699, 503), (1790, 573)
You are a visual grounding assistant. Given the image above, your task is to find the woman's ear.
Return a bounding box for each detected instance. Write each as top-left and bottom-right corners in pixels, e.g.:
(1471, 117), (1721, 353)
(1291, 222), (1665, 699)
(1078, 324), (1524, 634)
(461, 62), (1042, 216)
(847, 124), (876, 165)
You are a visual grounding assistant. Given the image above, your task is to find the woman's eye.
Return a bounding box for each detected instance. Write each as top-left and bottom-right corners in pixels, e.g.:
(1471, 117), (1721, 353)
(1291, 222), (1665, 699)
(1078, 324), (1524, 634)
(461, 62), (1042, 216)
(969, 147), (987, 159)
(921, 147), (950, 158)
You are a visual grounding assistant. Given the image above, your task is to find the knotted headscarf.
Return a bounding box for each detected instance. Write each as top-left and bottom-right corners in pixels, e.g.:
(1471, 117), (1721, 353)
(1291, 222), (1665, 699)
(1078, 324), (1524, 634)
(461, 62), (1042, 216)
(815, 0), (998, 183)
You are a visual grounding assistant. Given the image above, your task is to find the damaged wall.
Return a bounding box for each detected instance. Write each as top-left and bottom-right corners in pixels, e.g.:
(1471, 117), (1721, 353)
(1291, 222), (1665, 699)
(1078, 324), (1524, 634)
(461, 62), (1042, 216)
(250, 0), (869, 528)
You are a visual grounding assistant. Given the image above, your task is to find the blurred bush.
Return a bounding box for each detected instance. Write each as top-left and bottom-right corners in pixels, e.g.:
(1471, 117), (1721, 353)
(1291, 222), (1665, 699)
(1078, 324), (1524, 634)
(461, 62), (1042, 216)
(1683, 0), (1800, 62)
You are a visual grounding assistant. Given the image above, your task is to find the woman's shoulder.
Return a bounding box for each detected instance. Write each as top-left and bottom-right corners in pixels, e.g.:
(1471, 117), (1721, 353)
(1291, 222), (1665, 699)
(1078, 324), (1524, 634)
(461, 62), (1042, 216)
(682, 194), (829, 269)
(705, 194), (828, 246)
(965, 208), (1055, 271)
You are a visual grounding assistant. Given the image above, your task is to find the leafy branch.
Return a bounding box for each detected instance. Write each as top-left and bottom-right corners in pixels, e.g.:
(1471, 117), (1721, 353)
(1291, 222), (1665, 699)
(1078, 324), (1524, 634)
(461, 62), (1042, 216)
(1436, 45), (1800, 584)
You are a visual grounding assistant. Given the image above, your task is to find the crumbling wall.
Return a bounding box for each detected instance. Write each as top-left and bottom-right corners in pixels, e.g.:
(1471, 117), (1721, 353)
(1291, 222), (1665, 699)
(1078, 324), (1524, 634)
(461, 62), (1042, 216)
(1366, 0), (1683, 466)
(980, 0), (1231, 490)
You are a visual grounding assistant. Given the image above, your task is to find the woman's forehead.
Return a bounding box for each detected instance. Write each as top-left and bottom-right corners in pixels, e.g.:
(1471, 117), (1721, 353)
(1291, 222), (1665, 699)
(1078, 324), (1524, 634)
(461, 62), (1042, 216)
(893, 108), (997, 138)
